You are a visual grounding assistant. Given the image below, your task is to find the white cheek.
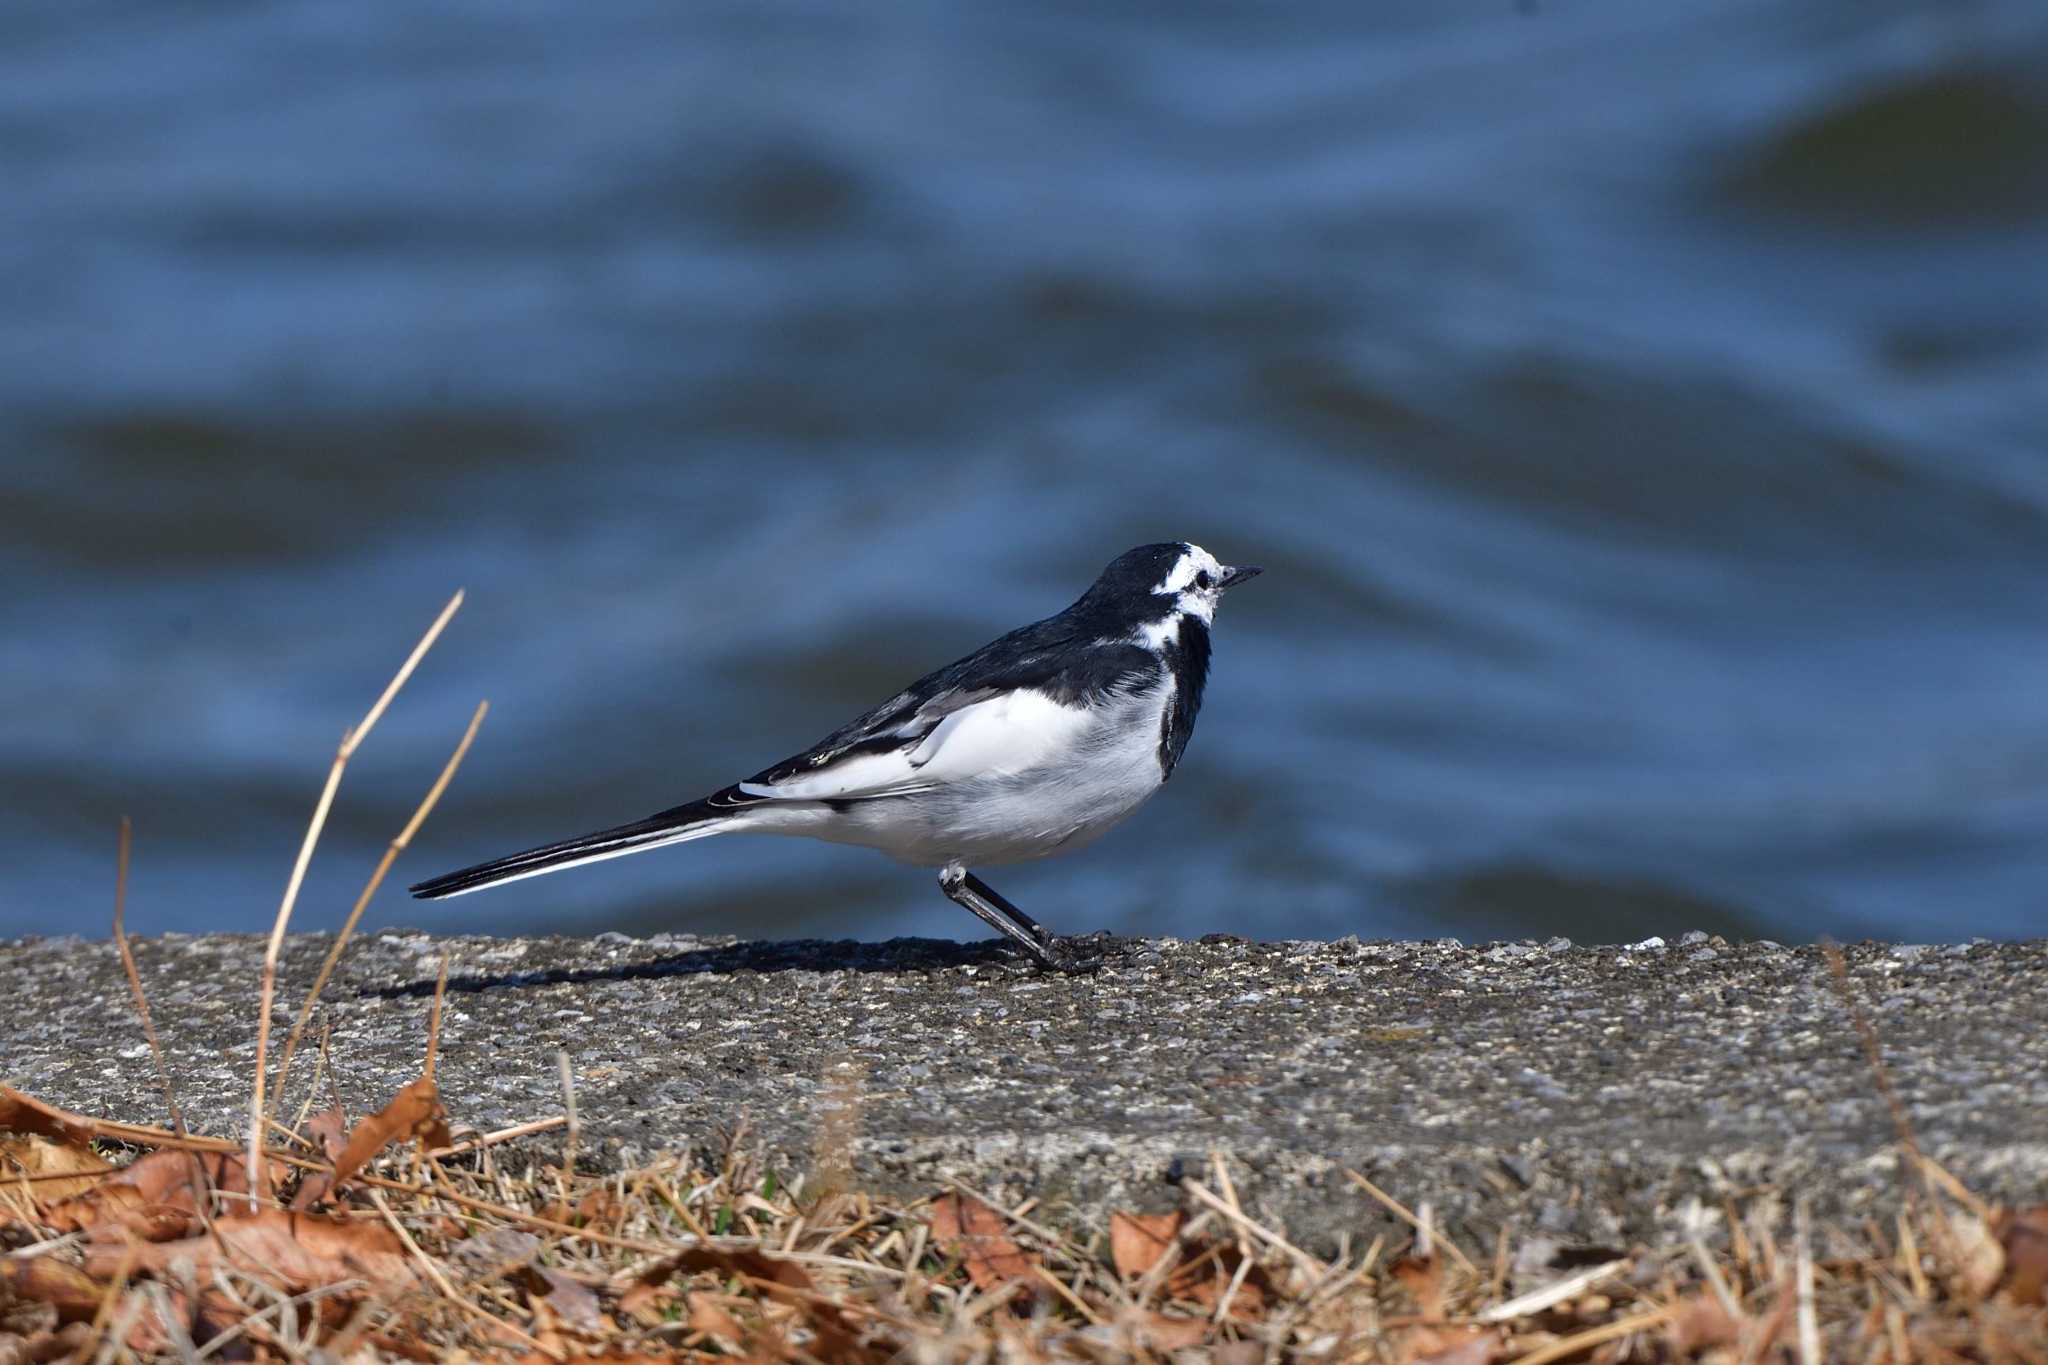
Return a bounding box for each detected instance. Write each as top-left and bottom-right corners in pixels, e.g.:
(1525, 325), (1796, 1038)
(1183, 591), (1218, 624)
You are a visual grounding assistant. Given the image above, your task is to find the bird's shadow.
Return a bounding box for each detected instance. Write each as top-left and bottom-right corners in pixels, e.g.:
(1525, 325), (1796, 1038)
(361, 935), (1121, 999)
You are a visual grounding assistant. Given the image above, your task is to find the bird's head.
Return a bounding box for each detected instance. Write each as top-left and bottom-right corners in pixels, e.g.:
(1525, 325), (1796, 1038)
(1084, 542), (1262, 634)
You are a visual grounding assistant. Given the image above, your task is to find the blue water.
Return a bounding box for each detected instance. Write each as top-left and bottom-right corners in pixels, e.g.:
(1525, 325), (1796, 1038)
(4, 0), (2047, 947)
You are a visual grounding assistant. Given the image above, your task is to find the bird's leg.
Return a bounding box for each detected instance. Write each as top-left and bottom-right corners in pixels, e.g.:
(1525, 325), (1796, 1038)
(959, 871), (1053, 945)
(938, 866), (1080, 971)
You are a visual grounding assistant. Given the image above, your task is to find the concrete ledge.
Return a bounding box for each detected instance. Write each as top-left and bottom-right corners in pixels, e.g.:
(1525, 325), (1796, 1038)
(6, 931), (2044, 1253)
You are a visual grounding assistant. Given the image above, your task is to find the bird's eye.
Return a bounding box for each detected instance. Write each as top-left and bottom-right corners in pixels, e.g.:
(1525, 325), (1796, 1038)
(1193, 570), (1214, 590)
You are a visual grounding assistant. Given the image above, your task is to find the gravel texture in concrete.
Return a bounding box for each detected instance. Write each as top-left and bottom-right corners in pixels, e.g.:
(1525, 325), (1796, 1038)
(4, 930), (2044, 1254)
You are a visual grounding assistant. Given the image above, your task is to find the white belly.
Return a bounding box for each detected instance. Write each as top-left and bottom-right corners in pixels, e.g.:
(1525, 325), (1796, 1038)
(749, 685), (1171, 868)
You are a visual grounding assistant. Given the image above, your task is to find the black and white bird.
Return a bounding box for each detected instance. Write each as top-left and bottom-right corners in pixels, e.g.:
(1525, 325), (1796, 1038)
(409, 542), (1261, 970)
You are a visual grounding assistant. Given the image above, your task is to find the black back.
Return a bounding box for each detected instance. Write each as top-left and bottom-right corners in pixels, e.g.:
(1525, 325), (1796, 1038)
(743, 543), (1205, 789)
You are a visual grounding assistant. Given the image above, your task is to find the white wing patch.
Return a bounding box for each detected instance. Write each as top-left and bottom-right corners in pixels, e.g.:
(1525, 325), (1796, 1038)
(738, 688), (1092, 802)
(907, 688), (1093, 783)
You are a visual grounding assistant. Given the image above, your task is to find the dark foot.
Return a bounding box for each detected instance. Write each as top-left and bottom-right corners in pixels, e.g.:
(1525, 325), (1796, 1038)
(939, 868), (1093, 972)
(1035, 936), (1102, 975)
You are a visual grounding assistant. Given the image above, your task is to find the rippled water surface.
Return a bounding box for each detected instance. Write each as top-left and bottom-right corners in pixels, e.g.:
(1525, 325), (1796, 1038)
(5, 1), (2047, 946)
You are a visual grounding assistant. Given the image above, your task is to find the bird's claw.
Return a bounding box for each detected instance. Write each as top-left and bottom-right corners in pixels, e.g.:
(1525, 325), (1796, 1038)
(1028, 935), (1103, 975)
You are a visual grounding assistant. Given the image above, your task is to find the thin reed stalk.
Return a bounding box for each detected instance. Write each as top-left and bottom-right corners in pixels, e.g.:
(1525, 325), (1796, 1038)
(246, 590), (464, 1209)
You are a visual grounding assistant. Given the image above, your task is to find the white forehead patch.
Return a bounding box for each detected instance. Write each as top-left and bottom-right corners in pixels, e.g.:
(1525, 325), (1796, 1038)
(1152, 544), (1221, 596)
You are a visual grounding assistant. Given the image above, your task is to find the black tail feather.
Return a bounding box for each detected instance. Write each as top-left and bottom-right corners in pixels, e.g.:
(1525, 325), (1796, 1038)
(408, 806), (725, 900)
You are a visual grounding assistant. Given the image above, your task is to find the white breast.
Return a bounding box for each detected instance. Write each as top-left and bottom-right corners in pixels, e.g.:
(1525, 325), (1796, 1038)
(750, 681), (1172, 868)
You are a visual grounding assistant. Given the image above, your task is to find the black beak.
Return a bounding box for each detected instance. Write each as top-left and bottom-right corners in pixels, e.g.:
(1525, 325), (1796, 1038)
(1218, 564), (1263, 590)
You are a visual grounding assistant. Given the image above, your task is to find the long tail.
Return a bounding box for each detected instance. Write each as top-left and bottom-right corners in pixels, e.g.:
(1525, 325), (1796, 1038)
(408, 800), (741, 900)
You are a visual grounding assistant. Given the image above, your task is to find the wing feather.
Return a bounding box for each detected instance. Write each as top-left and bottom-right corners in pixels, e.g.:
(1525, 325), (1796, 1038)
(735, 623), (1158, 804)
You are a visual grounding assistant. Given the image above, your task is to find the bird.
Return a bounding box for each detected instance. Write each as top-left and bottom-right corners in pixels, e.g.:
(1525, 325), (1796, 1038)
(409, 542), (1261, 970)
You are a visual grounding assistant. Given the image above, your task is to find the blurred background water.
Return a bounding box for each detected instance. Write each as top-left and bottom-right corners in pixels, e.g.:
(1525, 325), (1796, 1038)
(4, 0), (2046, 948)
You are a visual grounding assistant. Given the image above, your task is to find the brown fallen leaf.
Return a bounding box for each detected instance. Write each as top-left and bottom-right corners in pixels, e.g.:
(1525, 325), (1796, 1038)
(616, 1275), (679, 1328)
(44, 1147), (279, 1240)
(687, 1293), (748, 1348)
(930, 1191), (1039, 1294)
(541, 1184), (629, 1232)
(299, 1077), (451, 1208)
(1999, 1205), (2048, 1305)
(83, 1209), (415, 1295)
(304, 1104), (349, 1159)
(1400, 1327), (1501, 1365)
(0, 1088), (101, 1147)
(289, 1105), (347, 1211)
(1665, 1290), (1745, 1353)
(1185, 1253), (1269, 1317)
(366, 1332), (446, 1362)
(1110, 1209), (1184, 1281)
(538, 1268), (606, 1337)
(0, 1321), (91, 1364)
(631, 1247), (881, 1362)
(0, 1134), (113, 1209)
(1109, 1207), (1266, 1315)
(1393, 1250), (1448, 1321)
(1121, 1308), (1210, 1352)
(0, 1257), (104, 1323)
(1951, 1212), (2008, 1299)
(447, 1226), (543, 1286)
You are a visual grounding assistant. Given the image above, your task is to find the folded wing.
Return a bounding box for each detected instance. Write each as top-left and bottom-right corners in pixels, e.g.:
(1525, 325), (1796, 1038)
(738, 686), (1096, 802)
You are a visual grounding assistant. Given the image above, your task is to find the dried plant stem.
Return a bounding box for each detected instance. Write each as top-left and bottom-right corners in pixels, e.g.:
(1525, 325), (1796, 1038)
(556, 1050), (579, 1204)
(109, 818), (187, 1139)
(247, 590), (464, 1209)
(1478, 1259), (1630, 1324)
(1182, 1178), (1324, 1281)
(270, 697), (486, 1119)
(1344, 1169), (1479, 1277)
(423, 1115), (568, 1159)
(424, 954), (450, 1083)
(1509, 1305), (1677, 1365)
(365, 1186), (555, 1357)
(1795, 1198), (1821, 1365)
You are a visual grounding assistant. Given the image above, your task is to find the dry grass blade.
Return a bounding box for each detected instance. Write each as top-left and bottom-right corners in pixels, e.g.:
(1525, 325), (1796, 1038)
(556, 1049), (579, 1208)
(364, 1186), (553, 1356)
(247, 589), (464, 1210)
(423, 1115), (568, 1160)
(109, 818), (188, 1141)
(1347, 1169), (1481, 1278)
(1794, 1197), (1820, 1365)
(1476, 1258), (1629, 1324)
(1507, 1305), (1676, 1365)
(425, 953), (450, 1082)
(269, 697), (488, 1117)
(1183, 1175), (1324, 1280)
